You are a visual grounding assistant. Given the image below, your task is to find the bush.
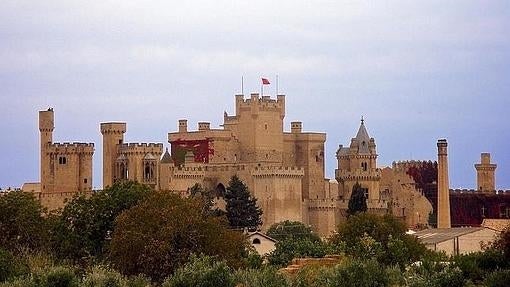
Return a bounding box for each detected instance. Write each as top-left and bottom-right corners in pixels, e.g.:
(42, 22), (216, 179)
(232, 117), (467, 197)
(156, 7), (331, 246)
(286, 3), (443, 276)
(81, 266), (152, 287)
(0, 249), (15, 282)
(316, 259), (389, 287)
(36, 266), (79, 287)
(407, 264), (465, 287)
(162, 254), (234, 287)
(268, 239), (332, 267)
(234, 267), (289, 287)
(484, 269), (510, 287)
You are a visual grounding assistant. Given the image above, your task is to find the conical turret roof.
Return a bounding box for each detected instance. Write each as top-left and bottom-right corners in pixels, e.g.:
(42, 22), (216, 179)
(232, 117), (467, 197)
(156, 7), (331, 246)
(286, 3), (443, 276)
(355, 117), (371, 154)
(160, 148), (172, 164)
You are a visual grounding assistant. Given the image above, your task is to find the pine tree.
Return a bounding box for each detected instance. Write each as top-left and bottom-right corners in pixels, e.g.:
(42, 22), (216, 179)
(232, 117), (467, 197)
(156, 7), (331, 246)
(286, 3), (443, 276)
(348, 182), (368, 216)
(224, 175), (262, 230)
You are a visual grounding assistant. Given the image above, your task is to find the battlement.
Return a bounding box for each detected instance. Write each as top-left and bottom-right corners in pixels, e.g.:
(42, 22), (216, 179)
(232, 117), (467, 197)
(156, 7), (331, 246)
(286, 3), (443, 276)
(335, 169), (381, 180)
(235, 94), (285, 115)
(119, 143), (163, 154)
(251, 165), (304, 177)
(450, 188), (510, 194)
(392, 160), (436, 172)
(100, 122), (127, 134)
(308, 198), (388, 209)
(48, 142), (95, 154)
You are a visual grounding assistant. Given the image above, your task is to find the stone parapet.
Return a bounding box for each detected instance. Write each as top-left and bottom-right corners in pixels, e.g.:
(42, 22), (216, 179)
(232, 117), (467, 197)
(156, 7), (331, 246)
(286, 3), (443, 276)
(251, 166), (304, 178)
(392, 160), (436, 172)
(119, 143), (163, 154)
(335, 169), (381, 180)
(47, 142), (95, 154)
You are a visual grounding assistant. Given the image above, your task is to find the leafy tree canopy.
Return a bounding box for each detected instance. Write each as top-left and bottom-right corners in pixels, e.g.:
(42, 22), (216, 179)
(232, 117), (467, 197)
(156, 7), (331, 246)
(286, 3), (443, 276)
(52, 180), (153, 262)
(347, 182), (367, 216)
(267, 221), (320, 242)
(331, 213), (426, 268)
(224, 176), (262, 230)
(0, 191), (48, 253)
(109, 191), (248, 282)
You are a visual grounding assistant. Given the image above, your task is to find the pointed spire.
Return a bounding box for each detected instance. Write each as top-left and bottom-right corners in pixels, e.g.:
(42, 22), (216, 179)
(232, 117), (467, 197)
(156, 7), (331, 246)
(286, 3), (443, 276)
(355, 116), (371, 154)
(160, 147), (172, 164)
(361, 115), (364, 125)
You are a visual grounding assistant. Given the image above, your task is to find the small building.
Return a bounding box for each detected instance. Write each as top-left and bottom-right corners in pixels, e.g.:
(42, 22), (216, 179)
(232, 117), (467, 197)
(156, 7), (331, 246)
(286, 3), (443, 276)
(247, 232), (277, 256)
(414, 227), (498, 256)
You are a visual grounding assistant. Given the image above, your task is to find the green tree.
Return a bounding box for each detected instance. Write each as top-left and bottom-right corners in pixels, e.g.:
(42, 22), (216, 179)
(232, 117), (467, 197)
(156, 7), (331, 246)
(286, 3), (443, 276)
(188, 183), (225, 217)
(0, 191), (48, 253)
(52, 181), (152, 262)
(347, 182), (367, 216)
(331, 213), (426, 268)
(224, 176), (262, 230)
(162, 254), (234, 287)
(267, 239), (332, 267)
(266, 221), (320, 242)
(109, 192), (247, 282)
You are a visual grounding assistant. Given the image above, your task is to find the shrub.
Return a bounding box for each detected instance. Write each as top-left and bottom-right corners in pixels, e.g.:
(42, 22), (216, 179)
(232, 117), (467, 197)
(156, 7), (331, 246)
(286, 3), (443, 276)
(318, 259), (389, 287)
(484, 269), (510, 287)
(234, 267), (290, 287)
(162, 254), (234, 287)
(36, 266), (79, 287)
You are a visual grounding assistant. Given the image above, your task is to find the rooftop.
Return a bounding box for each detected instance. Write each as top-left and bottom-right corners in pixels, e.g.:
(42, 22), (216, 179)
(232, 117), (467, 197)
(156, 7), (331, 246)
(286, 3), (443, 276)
(414, 227), (485, 245)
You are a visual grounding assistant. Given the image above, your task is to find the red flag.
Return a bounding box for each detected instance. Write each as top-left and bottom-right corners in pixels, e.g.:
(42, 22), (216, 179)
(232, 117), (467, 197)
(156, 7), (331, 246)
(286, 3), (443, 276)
(261, 78), (270, 85)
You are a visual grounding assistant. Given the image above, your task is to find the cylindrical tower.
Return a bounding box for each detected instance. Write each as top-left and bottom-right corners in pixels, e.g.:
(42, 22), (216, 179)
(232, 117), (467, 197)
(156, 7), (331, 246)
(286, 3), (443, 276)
(100, 122), (126, 188)
(437, 139), (451, 228)
(39, 109), (54, 193)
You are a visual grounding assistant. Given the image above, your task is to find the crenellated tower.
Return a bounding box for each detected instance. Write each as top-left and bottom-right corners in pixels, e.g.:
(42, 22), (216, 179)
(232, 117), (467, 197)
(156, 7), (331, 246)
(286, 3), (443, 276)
(100, 122), (126, 188)
(39, 109), (94, 195)
(336, 118), (381, 201)
(226, 94), (286, 163)
(39, 109), (54, 193)
(475, 153), (497, 192)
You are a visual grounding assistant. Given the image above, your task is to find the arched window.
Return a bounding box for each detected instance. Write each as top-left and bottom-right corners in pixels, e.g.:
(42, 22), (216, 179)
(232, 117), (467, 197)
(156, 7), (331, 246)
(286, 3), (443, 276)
(252, 238), (261, 245)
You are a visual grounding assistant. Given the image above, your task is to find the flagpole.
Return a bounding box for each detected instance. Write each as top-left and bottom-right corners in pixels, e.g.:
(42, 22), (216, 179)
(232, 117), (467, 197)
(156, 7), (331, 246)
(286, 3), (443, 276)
(241, 76), (244, 95)
(276, 75), (278, 96)
(260, 77), (263, 96)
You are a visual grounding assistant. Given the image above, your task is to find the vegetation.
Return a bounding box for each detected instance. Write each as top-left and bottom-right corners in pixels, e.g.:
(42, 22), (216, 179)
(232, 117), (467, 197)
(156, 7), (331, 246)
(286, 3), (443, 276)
(266, 220), (320, 242)
(3, 181), (510, 286)
(108, 191), (247, 282)
(224, 175), (262, 230)
(331, 213), (427, 268)
(52, 181), (153, 262)
(0, 191), (49, 253)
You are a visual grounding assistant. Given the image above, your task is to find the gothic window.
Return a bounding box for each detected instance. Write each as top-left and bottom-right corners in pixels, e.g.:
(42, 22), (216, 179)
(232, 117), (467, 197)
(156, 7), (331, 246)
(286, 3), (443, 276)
(58, 156), (67, 165)
(362, 188), (369, 200)
(361, 162), (368, 171)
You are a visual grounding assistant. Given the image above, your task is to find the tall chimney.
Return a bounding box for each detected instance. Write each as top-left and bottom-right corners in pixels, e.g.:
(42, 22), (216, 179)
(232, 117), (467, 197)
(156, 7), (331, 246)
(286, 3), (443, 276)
(437, 139), (451, 228)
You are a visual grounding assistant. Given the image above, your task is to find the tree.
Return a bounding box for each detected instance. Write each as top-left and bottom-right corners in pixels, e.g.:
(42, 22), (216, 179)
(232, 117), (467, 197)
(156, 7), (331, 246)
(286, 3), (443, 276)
(224, 176), (262, 230)
(188, 183), (225, 217)
(331, 213), (426, 268)
(109, 191), (247, 282)
(267, 221), (320, 242)
(347, 182), (367, 216)
(52, 180), (153, 262)
(0, 191), (48, 253)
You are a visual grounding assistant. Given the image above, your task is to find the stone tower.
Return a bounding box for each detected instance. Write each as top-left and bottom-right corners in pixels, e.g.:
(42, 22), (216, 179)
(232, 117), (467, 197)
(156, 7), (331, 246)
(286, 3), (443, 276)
(336, 118), (380, 201)
(475, 153), (497, 192)
(39, 109), (94, 195)
(100, 122), (126, 188)
(39, 109), (55, 193)
(437, 139), (451, 228)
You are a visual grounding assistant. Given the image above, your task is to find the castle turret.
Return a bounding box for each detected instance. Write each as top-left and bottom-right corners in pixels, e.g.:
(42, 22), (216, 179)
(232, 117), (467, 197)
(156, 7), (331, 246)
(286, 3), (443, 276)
(475, 153), (497, 192)
(437, 139), (451, 228)
(39, 109), (54, 193)
(100, 122), (126, 188)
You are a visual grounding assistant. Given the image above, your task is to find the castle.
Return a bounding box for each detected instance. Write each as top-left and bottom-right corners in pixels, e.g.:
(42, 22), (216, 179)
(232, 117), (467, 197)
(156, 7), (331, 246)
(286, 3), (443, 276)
(25, 94), (509, 236)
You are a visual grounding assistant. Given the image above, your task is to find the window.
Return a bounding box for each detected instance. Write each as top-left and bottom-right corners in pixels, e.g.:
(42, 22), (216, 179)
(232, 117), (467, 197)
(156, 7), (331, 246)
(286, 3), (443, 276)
(362, 188), (369, 199)
(361, 162), (368, 171)
(84, 178), (87, 184)
(252, 238), (261, 245)
(481, 206), (487, 218)
(58, 156), (67, 165)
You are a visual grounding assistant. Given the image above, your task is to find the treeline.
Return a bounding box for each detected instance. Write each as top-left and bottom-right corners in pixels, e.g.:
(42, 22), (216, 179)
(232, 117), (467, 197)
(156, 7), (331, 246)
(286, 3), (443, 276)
(1, 178), (509, 286)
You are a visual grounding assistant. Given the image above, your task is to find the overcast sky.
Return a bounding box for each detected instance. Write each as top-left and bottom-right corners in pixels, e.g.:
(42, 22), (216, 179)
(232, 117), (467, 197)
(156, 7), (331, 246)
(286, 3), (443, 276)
(1, 1), (509, 190)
